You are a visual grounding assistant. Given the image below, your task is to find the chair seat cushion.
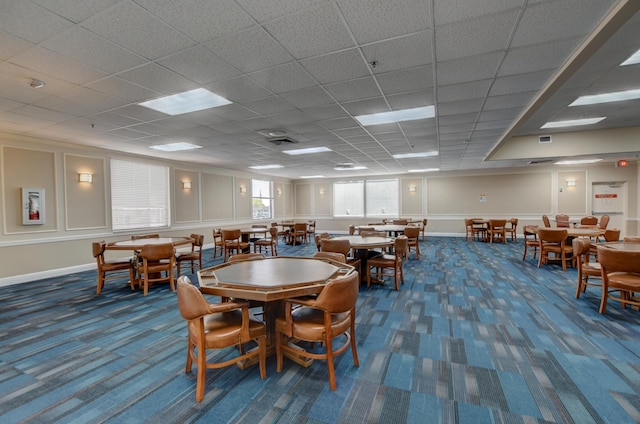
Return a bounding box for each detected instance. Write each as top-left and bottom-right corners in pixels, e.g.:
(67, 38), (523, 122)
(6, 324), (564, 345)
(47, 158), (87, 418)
(607, 272), (640, 291)
(197, 311), (265, 348)
(368, 255), (395, 266)
(102, 260), (132, 271)
(176, 252), (199, 260)
(276, 307), (351, 341)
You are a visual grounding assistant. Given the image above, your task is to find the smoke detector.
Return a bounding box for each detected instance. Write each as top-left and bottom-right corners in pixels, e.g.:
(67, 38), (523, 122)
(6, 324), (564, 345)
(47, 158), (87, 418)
(29, 79), (45, 89)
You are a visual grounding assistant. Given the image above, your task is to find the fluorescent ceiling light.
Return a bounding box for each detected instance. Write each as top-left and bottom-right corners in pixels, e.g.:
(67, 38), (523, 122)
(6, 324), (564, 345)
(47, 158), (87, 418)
(300, 175), (325, 179)
(282, 147), (331, 155)
(139, 88), (231, 115)
(249, 164), (283, 170)
(569, 88), (640, 106)
(149, 142), (202, 152)
(393, 151), (438, 159)
(554, 159), (602, 165)
(408, 168), (440, 173)
(541, 117), (606, 129)
(621, 48), (640, 66)
(355, 106), (435, 126)
(334, 165), (367, 171)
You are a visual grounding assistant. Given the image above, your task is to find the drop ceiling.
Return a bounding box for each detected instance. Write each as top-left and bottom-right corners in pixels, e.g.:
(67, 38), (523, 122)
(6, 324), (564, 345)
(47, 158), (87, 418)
(1, 0), (639, 179)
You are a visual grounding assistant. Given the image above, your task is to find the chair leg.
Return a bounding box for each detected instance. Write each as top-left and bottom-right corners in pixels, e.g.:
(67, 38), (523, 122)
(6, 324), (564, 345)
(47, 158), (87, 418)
(325, 333), (337, 391)
(195, 343), (207, 402)
(186, 340), (194, 372)
(350, 318), (359, 367)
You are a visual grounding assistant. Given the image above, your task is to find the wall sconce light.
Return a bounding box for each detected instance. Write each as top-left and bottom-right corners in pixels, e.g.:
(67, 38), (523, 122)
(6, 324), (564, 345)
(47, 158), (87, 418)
(240, 186), (247, 194)
(78, 173), (93, 183)
(566, 180), (576, 187)
(616, 159), (629, 168)
(319, 188), (325, 195)
(182, 181), (191, 190)
(408, 185), (416, 192)
(276, 188), (282, 197)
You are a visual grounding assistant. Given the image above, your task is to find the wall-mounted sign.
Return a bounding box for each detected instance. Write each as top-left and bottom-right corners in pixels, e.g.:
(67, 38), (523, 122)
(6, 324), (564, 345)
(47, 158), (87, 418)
(479, 194), (487, 202)
(595, 194), (617, 199)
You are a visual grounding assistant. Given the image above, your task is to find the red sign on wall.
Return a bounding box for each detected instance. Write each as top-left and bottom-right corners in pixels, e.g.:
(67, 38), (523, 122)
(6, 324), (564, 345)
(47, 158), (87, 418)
(595, 194), (617, 198)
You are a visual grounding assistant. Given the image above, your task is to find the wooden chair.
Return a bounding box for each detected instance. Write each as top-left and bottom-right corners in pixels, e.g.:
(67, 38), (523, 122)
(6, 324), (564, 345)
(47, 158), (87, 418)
(212, 228), (224, 259)
(275, 272), (359, 391)
(598, 215), (610, 230)
(176, 234), (204, 276)
(320, 239), (361, 277)
(306, 220), (316, 243)
(537, 228), (572, 271)
(271, 222), (289, 244)
(597, 246), (640, 314)
(623, 236), (640, 242)
(131, 233), (159, 240)
(228, 253), (265, 262)
(464, 218), (476, 241)
(253, 227), (278, 256)
(348, 225), (356, 235)
(356, 226), (375, 234)
(542, 215), (551, 228)
(291, 222), (307, 246)
(176, 276), (266, 402)
(487, 219), (507, 244)
(313, 251), (346, 263)
(506, 218), (518, 242)
(392, 219), (408, 225)
(366, 236), (408, 290)
(404, 226), (421, 259)
(136, 243), (176, 296)
(572, 238), (602, 299)
(555, 214), (570, 228)
(522, 225), (539, 260)
(314, 232), (330, 251)
(420, 218), (428, 240)
(579, 216), (598, 227)
(92, 241), (134, 294)
(221, 229), (249, 262)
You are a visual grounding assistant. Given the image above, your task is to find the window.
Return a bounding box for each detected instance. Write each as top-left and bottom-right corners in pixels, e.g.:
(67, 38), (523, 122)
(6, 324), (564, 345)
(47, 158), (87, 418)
(334, 181), (364, 217)
(252, 179), (272, 219)
(366, 179), (399, 218)
(110, 159), (170, 231)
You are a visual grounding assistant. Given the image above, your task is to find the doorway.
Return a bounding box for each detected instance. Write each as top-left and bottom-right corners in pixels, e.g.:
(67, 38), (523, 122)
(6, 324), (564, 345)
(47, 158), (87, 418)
(592, 182), (625, 236)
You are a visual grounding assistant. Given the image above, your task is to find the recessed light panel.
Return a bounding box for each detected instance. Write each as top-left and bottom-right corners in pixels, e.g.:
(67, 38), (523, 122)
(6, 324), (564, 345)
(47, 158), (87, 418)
(249, 164), (284, 169)
(149, 142), (202, 152)
(393, 151), (438, 159)
(282, 147), (331, 155)
(334, 165), (367, 171)
(569, 88), (640, 106)
(408, 168), (440, 172)
(300, 175), (325, 179)
(554, 159), (602, 165)
(541, 117), (606, 128)
(355, 106), (435, 126)
(139, 88), (231, 115)
(620, 48), (640, 66)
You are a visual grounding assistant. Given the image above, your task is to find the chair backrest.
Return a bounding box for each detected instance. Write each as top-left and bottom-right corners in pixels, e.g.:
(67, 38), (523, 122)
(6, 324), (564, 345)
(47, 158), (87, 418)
(580, 216), (598, 226)
(623, 236), (640, 242)
(312, 272), (359, 314)
(508, 218), (518, 227)
(604, 228), (621, 242)
(177, 276), (212, 320)
(572, 237), (591, 259)
(555, 214), (570, 228)
(294, 222), (307, 232)
(599, 215), (610, 229)
(132, 233), (159, 240)
(357, 226), (374, 234)
(489, 219), (507, 228)
(190, 234), (204, 248)
(360, 230), (386, 237)
(537, 228), (568, 243)
(523, 225), (538, 238)
(404, 226), (420, 238)
(321, 239), (351, 256)
(315, 232), (330, 250)
(313, 251), (347, 263)
(394, 236), (409, 256)
(92, 241), (106, 259)
(221, 229), (241, 242)
(464, 218), (474, 227)
(228, 253), (265, 262)
(392, 219), (408, 225)
(597, 246), (640, 274)
(140, 243), (175, 261)
(542, 215), (551, 227)
(348, 225), (355, 235)
(268, 226), (278, 238)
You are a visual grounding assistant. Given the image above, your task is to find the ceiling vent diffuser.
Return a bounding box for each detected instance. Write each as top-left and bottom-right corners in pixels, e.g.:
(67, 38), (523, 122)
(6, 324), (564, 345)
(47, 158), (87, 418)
(527, 159), (553, 165)
(539, 135), (552, 143)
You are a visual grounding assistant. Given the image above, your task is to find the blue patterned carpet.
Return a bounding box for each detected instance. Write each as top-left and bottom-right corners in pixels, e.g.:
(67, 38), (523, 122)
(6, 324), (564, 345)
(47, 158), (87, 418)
(2, 237), (640, 423)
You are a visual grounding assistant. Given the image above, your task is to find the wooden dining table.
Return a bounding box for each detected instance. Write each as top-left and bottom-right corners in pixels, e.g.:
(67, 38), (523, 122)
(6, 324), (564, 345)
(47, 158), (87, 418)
(330, 235), (394, 283)
(197, 256), (355, 367)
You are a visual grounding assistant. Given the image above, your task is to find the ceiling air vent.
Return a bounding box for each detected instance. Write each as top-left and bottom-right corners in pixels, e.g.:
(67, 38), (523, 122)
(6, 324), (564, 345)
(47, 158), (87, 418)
(267, 137), (298, 145)
(539, 135), (552, 143)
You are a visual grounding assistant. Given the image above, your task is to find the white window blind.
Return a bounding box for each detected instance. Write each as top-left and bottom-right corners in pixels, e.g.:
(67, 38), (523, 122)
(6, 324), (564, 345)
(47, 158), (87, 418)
(366, 179), (399, 218)
(252, 179), (273, 219)
(110, 159), (170, 231)
(333, 181), (364, 217)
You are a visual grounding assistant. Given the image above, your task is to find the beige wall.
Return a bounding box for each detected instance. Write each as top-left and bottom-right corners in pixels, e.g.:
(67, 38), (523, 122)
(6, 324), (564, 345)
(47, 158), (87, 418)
(1, 132), (638, 284)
